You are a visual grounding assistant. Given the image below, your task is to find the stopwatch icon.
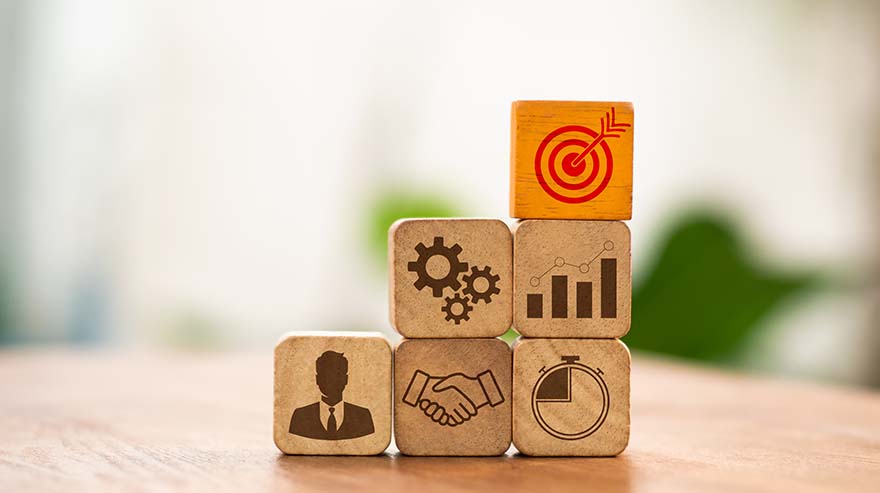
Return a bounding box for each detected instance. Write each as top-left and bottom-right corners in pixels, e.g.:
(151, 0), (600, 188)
(531, 355), (610, 440)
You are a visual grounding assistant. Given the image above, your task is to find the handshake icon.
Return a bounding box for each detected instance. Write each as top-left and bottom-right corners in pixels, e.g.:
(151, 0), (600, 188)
(402, 369), (505, 427)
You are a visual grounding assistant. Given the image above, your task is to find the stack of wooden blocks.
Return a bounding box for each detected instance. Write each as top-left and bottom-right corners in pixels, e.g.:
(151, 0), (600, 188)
(274, 100), (634, 457)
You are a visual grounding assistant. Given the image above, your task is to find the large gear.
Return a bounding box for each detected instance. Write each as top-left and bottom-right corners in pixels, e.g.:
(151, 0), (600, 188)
(462, 266), (501, 304)
(407, 236), (469, 298)
(441, 293), (473, 325)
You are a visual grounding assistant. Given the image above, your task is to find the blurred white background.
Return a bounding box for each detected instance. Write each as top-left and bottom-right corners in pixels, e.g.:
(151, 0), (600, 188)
(1, 0), (878, 383)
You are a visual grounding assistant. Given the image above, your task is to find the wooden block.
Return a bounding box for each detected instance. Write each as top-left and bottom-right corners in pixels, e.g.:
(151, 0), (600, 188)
(394, 338), (512, 456)
(273, 331), (391, 455)
(513, 220), (631, 338)
(510, 101), (633, 220)
(389, 219), (512, 338)
(513, 338), (630, 456)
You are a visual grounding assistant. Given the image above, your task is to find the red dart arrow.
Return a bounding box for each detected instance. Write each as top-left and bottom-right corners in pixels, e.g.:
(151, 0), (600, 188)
(570, 107), (630, 169)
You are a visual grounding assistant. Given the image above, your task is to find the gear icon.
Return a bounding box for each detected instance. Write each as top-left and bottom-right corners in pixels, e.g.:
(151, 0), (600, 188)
(462, 266), (501, 304)
(407, 236), (469, 297)
(441, 293), (473, 324)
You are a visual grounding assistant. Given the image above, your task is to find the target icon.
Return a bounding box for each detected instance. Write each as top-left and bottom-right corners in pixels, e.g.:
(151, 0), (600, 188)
(534, 107), (630, 204)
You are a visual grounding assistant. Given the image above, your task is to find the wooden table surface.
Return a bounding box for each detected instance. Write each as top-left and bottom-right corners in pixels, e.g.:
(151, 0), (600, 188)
(1, 349), (879, 492)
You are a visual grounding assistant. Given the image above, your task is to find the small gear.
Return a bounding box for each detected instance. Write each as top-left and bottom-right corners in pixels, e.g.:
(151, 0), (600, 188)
(441, 293), (473, 325)
(407, 236), (469, 297)
(462, 266), (501, 304)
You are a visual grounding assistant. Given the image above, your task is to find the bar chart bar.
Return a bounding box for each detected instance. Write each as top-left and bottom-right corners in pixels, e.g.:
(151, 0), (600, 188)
(551, 275), (568, 318)
(526, 294), (543, 318)
(601, 258), (617, 318)
(526, 257), (618, 320)
(576, 282), (592, 318)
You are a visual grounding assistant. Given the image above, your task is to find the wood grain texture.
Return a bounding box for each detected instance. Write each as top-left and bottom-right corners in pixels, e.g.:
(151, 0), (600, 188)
(513, 338), (630, 456)
(2, 349), (880, 492)
(274, 332), (391, 455)
(389, 219), (512, 338)
(394, 338), (512, 456)
(513, 220), (631, 338)
(510, 100), (633, 220)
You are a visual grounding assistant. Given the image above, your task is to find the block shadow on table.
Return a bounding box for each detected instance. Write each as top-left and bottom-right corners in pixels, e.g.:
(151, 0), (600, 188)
(273, 452), (633, 492)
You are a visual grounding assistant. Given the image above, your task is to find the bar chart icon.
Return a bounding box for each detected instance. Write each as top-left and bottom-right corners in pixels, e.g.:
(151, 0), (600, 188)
(526, 245), (618, 320)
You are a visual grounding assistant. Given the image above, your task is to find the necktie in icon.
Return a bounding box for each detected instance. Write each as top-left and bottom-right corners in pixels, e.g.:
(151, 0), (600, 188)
(327, 407), (337, 433)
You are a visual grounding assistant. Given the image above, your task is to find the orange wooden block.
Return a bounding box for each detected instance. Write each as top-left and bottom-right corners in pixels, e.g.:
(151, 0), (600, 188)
(510, 101), (633, 220)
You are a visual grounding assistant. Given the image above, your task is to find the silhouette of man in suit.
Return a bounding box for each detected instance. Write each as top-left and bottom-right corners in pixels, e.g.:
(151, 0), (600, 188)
(289, 350), (374, 440)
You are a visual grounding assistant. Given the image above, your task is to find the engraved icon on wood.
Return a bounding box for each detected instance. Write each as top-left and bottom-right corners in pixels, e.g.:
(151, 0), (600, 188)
(408, 236), (501, 325)
(510, 101), (633, 220)
(526, 242), (619, 320)
(513, 338), (629, 456)
(289, 351), (375, 440)
(394, 337), (512, 455)
(390, 219), (512, 339)
(535, 107), (630, 204)
(531, 355), (609, 440)
(401, 369), (505, 427)
(513, 220), (631, 338)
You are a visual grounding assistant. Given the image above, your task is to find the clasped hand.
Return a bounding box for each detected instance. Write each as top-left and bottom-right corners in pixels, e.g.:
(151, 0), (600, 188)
(402, 370), (502, 427)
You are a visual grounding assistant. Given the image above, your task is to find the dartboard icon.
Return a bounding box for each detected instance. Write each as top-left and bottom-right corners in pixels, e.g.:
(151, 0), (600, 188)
(534, 107), (630, 204)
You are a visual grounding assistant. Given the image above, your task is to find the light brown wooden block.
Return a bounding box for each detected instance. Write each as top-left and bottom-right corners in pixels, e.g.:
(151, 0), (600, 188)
(510, 101), (633, 220)
(513, 219), (631, 338)
(394, 338), (512, 456)
(513, 338), (630, 456)
(273, 331), (391, 455)
(389, 219), (512, 338)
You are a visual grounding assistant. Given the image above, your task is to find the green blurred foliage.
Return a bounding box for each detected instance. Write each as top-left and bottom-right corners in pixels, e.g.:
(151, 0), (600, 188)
(366, 189), (825, 364)
(365, 189), (463, 268)
(625, 212), (823, 363)
(500, 328), (519, 343)
(159, 310), (228, 350)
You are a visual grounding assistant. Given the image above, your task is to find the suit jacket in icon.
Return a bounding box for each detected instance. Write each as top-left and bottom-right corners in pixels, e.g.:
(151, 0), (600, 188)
(289, 402), (374, 440)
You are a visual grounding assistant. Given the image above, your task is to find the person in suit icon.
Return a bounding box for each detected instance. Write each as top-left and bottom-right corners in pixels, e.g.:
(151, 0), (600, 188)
(289, 350), (374, 440)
